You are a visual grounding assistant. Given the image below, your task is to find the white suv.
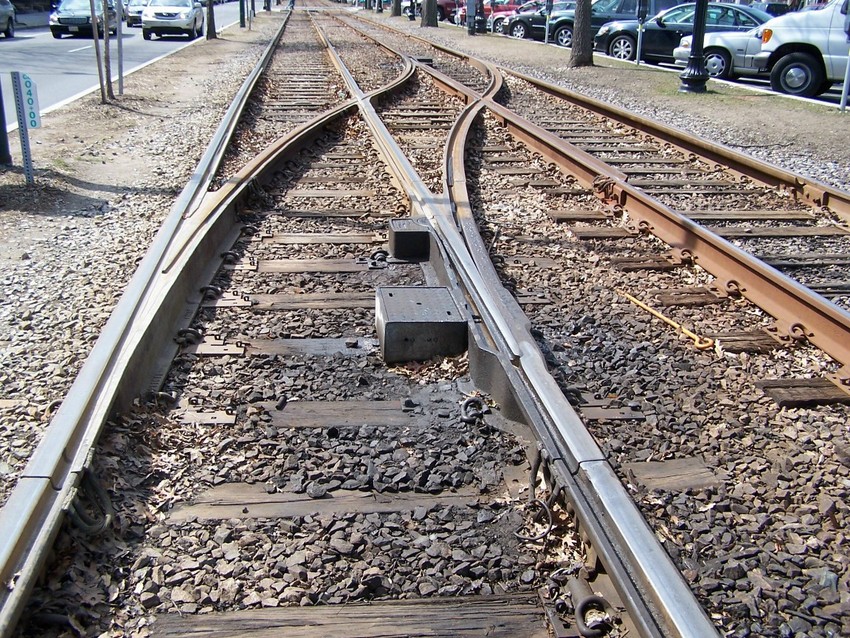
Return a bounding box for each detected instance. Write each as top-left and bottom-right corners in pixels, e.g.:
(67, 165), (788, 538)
(753, 0), (849, 97)
(142, 0), (204, 39)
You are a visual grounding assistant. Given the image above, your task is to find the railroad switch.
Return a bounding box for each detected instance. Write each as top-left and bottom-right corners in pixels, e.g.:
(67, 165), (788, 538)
(375, 287), (467, 363)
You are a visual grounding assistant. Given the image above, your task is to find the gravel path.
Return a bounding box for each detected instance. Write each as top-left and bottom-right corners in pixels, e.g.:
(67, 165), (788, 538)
(0, 16), (286, 505)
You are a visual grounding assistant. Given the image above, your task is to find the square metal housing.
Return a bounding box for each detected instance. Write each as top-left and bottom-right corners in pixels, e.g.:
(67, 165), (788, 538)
(388, 218), (430, 261)
(376, 287), (467, 363)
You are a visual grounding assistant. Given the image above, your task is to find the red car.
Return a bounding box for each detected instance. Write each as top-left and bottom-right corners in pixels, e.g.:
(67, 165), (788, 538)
(472, 0), (575, 33)
(454, 0), (525, 28)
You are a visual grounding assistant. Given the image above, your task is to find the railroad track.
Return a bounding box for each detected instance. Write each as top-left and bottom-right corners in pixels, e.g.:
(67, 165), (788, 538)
(2, 4), (848, 638)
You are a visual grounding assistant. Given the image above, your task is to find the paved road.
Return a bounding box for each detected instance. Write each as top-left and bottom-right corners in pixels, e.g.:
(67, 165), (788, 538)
(0, 2), (249, 131)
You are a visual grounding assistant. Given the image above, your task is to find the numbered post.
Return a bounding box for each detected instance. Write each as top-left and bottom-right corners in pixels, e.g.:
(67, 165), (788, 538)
(11, 72), (41, 185)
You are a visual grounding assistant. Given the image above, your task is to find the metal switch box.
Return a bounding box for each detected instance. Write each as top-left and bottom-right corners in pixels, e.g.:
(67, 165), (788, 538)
(375, 287), (467, 363)
(389, 218), (430, 260)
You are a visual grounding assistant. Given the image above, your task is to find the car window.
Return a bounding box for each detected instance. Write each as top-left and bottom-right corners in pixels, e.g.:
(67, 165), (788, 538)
(656, 0), (680, 12)
(59, 0), (97, 9)
(619, 0), (636, 13)
(706, 6), (736, 24)
(735, 9), (759, 26)
(659, 4), (695, 22)
(592, 0), (622, 13)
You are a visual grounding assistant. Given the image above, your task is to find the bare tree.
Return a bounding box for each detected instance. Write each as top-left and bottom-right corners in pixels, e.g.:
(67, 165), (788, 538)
(570, 0), (593, 67)
(88, 0), (107, 102)
(391, 0), (401, 16)
(101, 0), (114, 99)
(207, 0), (217, 39)
(421, 0), (437, 26)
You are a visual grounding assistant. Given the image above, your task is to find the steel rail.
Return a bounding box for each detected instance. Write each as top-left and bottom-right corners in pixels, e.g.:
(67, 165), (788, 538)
(317, 15), (537, 365)
(433, 62), (718, 638)
(482, 95), (850, 385)
(503, 69), (850, 223)
(0, 14), (295, 635)
(347, 15), (850, 223)
(322, 17), (718, 636)
(340, 17), (850, 385)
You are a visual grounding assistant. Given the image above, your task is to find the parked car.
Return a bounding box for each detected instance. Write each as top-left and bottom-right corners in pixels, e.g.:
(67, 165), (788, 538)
(594, 2), (772, 62)
(125, 0), (148, 25)
(673, 28), (766, 79)
(750, 1), (794, 16)
(403, 0), (458, 20)
(0, 0), (14, 38)
(49, 0), (118, 38)
(490, 0), (573, 33)
(402, 0), (457, 19)
(455, 0), (524, 28)
(506, 0), (680, 47)
(142, 0), (204, 39)
(753, 0), (849, 96)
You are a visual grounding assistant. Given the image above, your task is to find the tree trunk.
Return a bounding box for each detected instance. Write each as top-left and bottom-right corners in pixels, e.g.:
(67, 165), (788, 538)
(88, 0), (107, 103)
(207, 0), (217, 39)
(421, 0), (437, 26)
(391, 0), (401, 16)
(101, 0), (114, 99)
(570, 0), (593, 67)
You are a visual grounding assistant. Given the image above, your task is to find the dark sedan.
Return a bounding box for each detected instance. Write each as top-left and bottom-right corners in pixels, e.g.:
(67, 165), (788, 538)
(503, 1), (575, 40)
(593, 2), (772, 63)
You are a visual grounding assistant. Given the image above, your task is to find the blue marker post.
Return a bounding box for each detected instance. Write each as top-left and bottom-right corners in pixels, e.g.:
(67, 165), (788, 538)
(11, 72), (41, 185)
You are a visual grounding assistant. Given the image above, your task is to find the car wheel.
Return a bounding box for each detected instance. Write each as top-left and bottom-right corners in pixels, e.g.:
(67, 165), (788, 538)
(607, 34), (635, 60)
(436, 6), (445, 20)
(769, 52), (824, 98)
(142, 27), (152, 39)
(493, 17), (504, 33)
(3, 16), (14, 38)
(509, 21), (527, 38)
(703, 47), (732, 79)
(818, 80), (833, 94)
(51, 28), (62, 38)
(554, 24), (572, 47)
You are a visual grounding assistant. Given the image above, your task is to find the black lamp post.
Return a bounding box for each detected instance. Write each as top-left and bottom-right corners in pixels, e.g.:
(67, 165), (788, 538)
(678, 0), (709, 93)
(0, 83), (12, 166)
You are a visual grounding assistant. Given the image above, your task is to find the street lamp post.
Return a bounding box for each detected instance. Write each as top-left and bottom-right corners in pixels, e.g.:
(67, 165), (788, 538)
(678, 0), (709, 93)
(0, 83), (11, 166)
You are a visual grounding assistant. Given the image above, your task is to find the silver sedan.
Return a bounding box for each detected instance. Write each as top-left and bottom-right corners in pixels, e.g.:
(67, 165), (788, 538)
(0, 0), (14, 38)
(673, 28), (766, 80)
(141, 0), (204, 39)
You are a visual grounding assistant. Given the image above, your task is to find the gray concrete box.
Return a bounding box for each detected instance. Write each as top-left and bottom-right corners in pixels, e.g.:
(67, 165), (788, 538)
(388, 218), (430, 261)
(375, 287), (467, 363)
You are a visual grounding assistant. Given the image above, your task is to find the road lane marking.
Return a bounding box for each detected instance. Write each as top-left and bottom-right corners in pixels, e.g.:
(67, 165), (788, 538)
(68, 45), (93, 52)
